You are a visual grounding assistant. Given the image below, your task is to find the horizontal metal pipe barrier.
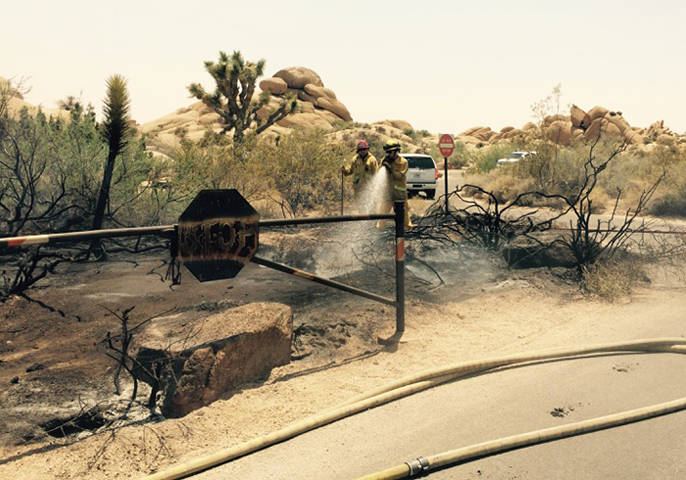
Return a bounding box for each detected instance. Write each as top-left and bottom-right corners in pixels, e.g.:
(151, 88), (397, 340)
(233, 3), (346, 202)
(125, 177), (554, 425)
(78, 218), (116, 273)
(549, 227), (686, 235)
(251, 256), (396, 307)
(259, 214), (394, 227)
(0, 225), (176, 247)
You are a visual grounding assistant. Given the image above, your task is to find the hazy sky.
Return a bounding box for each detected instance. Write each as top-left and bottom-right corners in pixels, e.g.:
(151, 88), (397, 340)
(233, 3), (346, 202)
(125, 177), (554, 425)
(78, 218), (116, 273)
(3, 0), (685, 134)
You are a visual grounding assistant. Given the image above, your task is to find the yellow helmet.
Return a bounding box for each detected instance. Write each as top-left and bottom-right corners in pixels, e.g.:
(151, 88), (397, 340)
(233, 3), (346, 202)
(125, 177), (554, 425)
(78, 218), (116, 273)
(383, 139), (401, 152)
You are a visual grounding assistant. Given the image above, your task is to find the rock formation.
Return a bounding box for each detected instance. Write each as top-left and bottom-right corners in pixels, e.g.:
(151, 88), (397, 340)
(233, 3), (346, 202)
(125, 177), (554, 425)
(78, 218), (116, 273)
(260, 66), (353, 125)
(141, 66), (354, 145)
(453, 104), (686, 148)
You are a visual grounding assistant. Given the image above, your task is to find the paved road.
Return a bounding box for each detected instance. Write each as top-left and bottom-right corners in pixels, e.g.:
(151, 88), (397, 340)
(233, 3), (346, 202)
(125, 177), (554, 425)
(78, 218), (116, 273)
(436, 167), (462, 199)
(195, 302), (686, 479)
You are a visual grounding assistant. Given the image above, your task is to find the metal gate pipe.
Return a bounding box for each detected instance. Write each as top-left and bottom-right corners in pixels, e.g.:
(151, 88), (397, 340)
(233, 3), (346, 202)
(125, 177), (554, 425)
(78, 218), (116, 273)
(260, 213), (393, 227)
(0, 225), (176, 248)
(250, 256), (396, 307)
(394, 201), (405, 334)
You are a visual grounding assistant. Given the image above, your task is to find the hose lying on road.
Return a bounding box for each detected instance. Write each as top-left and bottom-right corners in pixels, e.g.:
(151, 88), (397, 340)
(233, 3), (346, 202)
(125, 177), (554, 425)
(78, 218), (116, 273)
(143, 339), (686, 480)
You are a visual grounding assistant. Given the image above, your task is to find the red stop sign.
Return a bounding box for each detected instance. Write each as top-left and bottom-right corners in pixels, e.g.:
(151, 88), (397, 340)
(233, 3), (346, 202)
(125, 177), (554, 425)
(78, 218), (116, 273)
(439, 133), (455, 157)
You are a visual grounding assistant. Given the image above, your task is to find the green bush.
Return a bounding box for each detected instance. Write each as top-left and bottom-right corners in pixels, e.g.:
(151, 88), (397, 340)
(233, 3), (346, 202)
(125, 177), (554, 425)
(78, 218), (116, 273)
(467, 144), (514, 173)
(256, 129), (349, 216)
(168, 128), (352, 218)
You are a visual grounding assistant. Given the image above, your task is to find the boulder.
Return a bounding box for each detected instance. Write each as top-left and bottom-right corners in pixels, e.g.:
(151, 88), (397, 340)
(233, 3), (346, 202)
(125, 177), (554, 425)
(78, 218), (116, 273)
(274, 67), (324, 89)
(315, 97), (352, 122)
(521, 122), (537, 132)
(546, 121), (574, 146)
(472, 127), (495, 142)
(605, 113), (630, 133)
(570, 104), (587, 128)
(502, 234), (577, 269)
(587, 106), (610, 123)
(543, 114), (569, 126)
(277, 112), (334, 131)
(656, 134), (676, 146)
(386, 119), (413, 132)
(460, 126), (486, 136)
(624, 129), (644, 145)
(259, 77), (288, 95)
(300, 101), (315, 113)
(505, 128), (523, 139)
(255, 96), (283, 120)
(303, 83), (336, 100)
(314, 108), (343, 124)
(500, 126), (515, 133)
(583, 117), (622, 142)
(297, 89), (318, 104)
(456, 134), (483, 145)
(132, 302), (292, 418)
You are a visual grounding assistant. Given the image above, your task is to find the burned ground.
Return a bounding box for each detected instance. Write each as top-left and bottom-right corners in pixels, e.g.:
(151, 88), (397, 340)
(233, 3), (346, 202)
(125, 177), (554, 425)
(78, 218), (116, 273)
(1, 222), (680, 479)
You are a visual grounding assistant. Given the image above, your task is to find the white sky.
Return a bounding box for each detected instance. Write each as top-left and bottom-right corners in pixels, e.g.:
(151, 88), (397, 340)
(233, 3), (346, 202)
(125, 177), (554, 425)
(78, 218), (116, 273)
(2, 0), (685, 134)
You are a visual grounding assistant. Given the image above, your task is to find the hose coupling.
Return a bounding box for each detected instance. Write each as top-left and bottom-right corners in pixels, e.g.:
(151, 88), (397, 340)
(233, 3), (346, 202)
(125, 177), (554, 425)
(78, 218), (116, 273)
(405, 456), (430, 477)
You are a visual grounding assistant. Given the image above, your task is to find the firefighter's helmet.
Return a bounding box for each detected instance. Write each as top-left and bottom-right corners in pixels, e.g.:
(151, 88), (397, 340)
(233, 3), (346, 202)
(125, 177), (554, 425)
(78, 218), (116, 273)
(383, 139), (401, 152)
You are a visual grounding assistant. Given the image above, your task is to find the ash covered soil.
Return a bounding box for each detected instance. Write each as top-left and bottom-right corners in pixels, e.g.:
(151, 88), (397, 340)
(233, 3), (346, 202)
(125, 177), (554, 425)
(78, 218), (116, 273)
(0, 221), (684, 479)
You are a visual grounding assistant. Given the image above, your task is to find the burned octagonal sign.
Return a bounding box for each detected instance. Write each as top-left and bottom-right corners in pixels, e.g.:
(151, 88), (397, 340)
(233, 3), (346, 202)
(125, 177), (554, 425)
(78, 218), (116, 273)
(178, 189), (259, 282)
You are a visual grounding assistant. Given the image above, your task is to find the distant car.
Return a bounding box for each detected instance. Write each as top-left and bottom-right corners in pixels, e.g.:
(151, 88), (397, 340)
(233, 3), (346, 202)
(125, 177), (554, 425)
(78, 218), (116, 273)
(403, 153), (439, 199)
(496, 151), (536, 166)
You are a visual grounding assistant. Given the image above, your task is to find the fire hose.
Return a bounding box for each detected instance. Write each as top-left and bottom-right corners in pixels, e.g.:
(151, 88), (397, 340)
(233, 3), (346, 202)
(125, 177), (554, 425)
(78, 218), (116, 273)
(143, 338), (686, 480)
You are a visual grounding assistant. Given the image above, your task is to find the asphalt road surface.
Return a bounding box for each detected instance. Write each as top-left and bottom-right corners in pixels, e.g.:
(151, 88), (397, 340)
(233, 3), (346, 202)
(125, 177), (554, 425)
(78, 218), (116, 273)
(194, 299), (686, 479)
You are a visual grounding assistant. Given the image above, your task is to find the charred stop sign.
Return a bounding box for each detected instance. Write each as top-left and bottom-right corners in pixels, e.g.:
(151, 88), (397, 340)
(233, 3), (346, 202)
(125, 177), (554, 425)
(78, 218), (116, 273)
(177, 189), (259, 282)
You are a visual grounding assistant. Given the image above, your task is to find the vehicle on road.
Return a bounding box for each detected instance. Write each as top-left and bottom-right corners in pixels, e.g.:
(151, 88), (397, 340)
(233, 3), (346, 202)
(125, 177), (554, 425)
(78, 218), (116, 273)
(496, 151), (536, 166)
(403, 153), (439, 199)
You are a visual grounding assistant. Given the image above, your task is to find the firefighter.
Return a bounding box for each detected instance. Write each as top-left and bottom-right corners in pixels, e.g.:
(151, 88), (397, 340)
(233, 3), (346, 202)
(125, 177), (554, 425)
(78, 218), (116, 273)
(377, 139), (414, 228)
(342, 140), (378, 208)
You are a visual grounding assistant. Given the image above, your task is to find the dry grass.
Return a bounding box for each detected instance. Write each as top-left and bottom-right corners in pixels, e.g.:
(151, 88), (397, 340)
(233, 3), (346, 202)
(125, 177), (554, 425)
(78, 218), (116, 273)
(582, 258), (647, 301)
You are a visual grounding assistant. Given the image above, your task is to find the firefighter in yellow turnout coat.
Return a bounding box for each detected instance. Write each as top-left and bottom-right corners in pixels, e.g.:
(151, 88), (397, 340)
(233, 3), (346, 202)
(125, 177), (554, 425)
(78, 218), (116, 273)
(377, 139), (414, 228)
(342, 140), (378, 208)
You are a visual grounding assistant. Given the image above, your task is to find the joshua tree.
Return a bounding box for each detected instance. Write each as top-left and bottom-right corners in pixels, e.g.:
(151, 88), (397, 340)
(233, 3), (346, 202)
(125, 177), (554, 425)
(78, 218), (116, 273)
(91, 75), (132, 256)
(188, 50), (297, 144)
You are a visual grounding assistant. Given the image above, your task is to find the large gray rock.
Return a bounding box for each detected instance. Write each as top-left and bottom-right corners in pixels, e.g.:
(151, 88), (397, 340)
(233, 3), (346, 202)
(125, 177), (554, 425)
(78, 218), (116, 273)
(132, 302), (292, 418)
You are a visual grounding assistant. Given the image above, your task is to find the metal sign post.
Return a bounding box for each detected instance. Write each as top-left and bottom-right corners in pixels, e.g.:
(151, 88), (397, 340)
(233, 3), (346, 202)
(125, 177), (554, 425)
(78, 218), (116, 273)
(439, 133), (455, 215)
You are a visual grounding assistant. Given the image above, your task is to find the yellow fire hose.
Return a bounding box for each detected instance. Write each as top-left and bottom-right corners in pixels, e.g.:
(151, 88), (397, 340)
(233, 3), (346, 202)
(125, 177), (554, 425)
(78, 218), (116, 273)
(143, 339), (686, 480)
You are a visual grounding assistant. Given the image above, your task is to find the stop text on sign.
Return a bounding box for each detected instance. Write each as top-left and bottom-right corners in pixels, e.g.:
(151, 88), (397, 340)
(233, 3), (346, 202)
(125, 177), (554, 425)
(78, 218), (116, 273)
(178, 219), (258, 263)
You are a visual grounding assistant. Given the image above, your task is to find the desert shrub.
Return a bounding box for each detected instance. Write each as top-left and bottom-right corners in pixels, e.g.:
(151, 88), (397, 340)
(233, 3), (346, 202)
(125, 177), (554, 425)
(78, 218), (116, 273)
(403, 128), (431, 144)
(582, 257), (647, 300)
(166, 128), (354, 218)
(255, 129), (349, 216)
(0, 102), (151, 234)
(468, 144), (514, 173)
(426, 141), (472, 169)
(644, 146), (686, 217)
(0, 81), (154, 299)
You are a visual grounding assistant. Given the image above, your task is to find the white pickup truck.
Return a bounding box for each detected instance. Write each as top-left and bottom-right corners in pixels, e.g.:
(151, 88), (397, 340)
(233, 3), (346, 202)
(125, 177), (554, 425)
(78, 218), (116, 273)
(403, 153), (439, 199)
